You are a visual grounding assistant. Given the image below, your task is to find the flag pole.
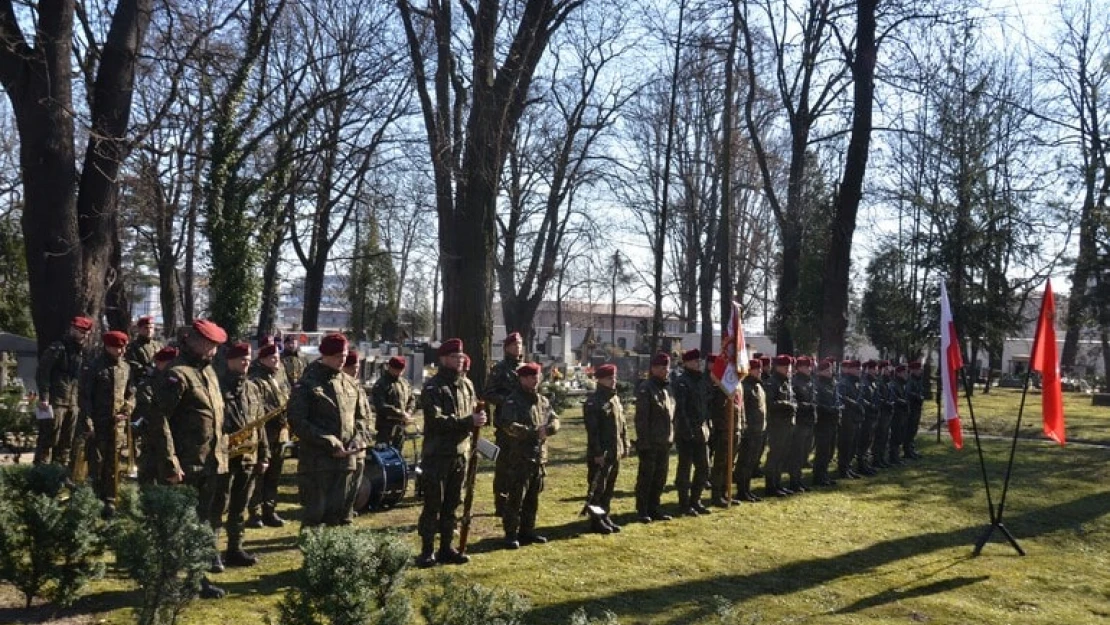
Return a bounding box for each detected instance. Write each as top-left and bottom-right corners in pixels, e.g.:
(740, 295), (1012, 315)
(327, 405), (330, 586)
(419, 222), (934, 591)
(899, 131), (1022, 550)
(967, 364), (1025, 557)
(724, 392), (735, 505)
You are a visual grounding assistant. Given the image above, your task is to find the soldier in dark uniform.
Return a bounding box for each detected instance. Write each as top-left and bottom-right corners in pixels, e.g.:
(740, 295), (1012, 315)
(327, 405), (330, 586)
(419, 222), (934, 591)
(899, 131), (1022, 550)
(836, 360), (864, 480)
(287, 334), (372, 528)
(855, 361), (879, 476)
(246, 343), (289, 528)
(787, 356), (816, 493)
(753, 353), (771, 479)
(483, 332), (524, 517)
(135, 346), (178, 485)
(417, 338), (486, 567)
(737, 360), (765, 501)
(634, 352), (675, 523)
(214, 342), (268, 568)
(125, 316), (162, 381)
(281, 334), (307, 389)
(708, 354), (740, 507)
(888, 365), (910, 466)
(672, 349), (712, 516)
(903, 361), (925, 459)
(34, 316), (92, 467)
(80, 330), (134, 517)
(871, 361), (894, 469)
(583, 363), (627, 533)
(812, 358), (840, 486)
(147, 318), (231, 599)
(764, 354), (796, 497)
(371, 356), (415, 450)
(498, 363), (559, 549)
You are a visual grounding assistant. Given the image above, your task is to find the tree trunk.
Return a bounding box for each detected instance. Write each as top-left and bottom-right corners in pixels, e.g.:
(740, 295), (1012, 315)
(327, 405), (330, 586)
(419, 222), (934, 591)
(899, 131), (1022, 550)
(301, 260), (326, 332)
(104, 214), (131, 331)
(1061, 191), (1099, 370)
(774, 223), (802, 355)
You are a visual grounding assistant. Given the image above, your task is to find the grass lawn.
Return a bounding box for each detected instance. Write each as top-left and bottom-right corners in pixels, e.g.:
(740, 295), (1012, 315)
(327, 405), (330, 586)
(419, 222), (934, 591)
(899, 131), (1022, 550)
(2, 390), (1108, 624)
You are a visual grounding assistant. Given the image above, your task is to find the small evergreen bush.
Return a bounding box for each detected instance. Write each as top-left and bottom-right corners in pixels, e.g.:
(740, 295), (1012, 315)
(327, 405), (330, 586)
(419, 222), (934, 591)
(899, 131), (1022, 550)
(110, 484), (215, 625)
(418, 573), (529, 625)
(276, 526), (412, 625)
(0, 463), (105, 608)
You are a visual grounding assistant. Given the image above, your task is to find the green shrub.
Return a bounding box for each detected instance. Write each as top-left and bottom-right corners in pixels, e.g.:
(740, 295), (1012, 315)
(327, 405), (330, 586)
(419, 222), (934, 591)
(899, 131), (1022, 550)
(419, 573), (529, 625)
(0, 463), (105, 608)
(567, 608), (620, 625)
(110, 484), (215, 625)
(276, 526), (412, 625)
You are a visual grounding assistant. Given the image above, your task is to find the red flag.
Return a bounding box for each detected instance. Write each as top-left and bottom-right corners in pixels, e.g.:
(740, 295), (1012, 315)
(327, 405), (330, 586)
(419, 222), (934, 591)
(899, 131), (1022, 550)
(1030, 281), (1065, 445)
(939, 282), (964, 449)
(711, 301), (748, 395)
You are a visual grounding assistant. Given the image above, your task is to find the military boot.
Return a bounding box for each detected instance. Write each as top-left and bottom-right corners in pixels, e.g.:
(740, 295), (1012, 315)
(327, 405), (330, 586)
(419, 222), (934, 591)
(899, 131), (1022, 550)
(416, 536), (436, 568)
(589, 516), (613, 535)
(200, 577), (226, 600)
(224, 528), (258, 567)
(261, 505), (285, 528)
(208, 530), (225, 573)
(602, 515), (621, 533)
(437, 533), (470, 564)
(245, 510), (264, 529)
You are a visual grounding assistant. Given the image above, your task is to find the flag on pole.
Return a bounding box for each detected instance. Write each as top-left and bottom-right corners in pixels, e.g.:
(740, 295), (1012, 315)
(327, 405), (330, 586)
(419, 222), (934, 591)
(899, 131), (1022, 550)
(1030, 280), (1065, 445)
(939, 281), (965, 449)
(711, 301), (749, 395)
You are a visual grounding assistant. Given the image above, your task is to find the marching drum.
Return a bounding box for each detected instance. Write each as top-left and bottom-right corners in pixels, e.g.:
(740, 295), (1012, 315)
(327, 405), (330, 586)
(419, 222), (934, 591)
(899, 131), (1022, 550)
(354, 445), (409, 512)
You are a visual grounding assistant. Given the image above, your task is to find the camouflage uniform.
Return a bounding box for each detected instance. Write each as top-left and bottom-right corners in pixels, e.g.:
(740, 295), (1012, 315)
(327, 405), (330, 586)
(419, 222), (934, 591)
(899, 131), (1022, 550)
(888, 375), (909, 465)
(247, 362), (289, 522)
(372, 369), (416, 449)
(871, 373), (894, 468)
(633, 376), (674, 519)
(483, 355), (522, 515)
(787, 371), (816, 490)
(855, 372), (879, 475)
(708, 384), (740, 504)
(125, 335), (162, 381)
(672, 367), (711, 511)
(34, 336), (86, 466)
(837, 371), (864, 478)
(903, 371), (925, 458)
(281, 351), (306, 389)
(763, 370), (795, 495)
(287, 360), (372, 527)
(79, 351), (134, 505)
(418, 366), (478, 554)
(812, 372), (841, 485)
(583, 384), (627, 514)
(737, 374), (766, 500)
(213, 370), (269, 558)
(497, 387), (559, 541)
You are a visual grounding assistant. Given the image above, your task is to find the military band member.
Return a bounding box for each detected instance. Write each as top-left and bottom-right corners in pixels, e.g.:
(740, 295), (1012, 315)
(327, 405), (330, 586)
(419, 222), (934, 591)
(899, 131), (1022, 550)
(417, 338), (486, 567)
(281, 334), (306, 389)
(287, 334), (372, 528)
(484, 332), (524, 517)
(764, 354), (796, 497)
(35, 315), (92, 467)
(342, 348), (372, 520)
(787, 356), (816, 493)
(214, 342), (268, 568)
(125, 316), (162, 381)
(903, 362), (925, 459)
(672, 349), (712, 516)
(812, 358), (840, 486)
(737, 360), (766, 502)
(371, 356), (416, 450)
(634, 352), (675, 523)
(583, 363), (627, 533)
(135, 346), (178, 485)
(247, 342), (289, 528)
(498, 362), (559, 548)
(147, 318), (231, 599)
(80, 330), (134, 517)
(836, 360), (864, 480)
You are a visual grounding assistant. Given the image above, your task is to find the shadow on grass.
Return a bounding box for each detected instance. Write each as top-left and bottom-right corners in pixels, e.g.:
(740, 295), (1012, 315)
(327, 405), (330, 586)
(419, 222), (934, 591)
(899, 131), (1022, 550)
(0, 588), (137, 625)
(526, 490), (1110, 624)
(834, 575), (990, 615)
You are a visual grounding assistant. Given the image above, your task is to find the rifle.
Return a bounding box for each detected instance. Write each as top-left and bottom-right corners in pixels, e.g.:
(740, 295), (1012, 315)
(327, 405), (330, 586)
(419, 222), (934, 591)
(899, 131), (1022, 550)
(458, 400), (486, 554)
(580, 452), (609, 518)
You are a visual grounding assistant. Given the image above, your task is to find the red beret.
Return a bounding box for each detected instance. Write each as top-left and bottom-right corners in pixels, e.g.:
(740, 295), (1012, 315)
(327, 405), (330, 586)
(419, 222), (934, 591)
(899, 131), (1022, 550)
(319, 333), (348, 356)
(759, 356), (771, 367)
(516, 362), (541, 377)
(154, 346), (179, 362)
(388, 356), (407, 370)
(773, 354), (794, 366)
(909, 361), (922, 371)
(72, 316), (94, 331)
(226, 342), (251, 360)
(842, 359), (860, 369)
(258, 343), (278, 358)
(651, 352), (670, 367)
(192, 319), (228, 344)
(102, 331), (128, 348)
(795, 356), (813, 367)
(438, 338), (464, 356)
(749, 359), (763, 370)
(682, 348), (700, 362)
(895, 365), (908, 373)
(817, 360), (833, 372)
(259, 334), (275, 346)
(136, 316), (154, 327)
(752, 352), (764, 359)
(344, 349), (359, 368)
(504, 332), (522, 345)
(863, 360), (878, 369)
(596, 363), (617, 378)
(880, 360), (892, 368)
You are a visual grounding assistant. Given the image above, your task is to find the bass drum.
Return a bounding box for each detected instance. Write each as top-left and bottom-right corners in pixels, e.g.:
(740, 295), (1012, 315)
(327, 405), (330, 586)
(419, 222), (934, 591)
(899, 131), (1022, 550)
(354, 445), (409, 512)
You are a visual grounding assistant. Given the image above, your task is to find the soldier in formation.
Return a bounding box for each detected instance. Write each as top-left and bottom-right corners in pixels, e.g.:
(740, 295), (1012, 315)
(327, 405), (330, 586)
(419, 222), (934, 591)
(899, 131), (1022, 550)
(35, 315), (93, 468)
(484, 332), (524, 517)
(736, 359), (766, 502)
(246, 342), (289, 528)
(497, 362), (560, 548)
(672, 349), (711, 516)
(125, 316), (161, 380)
(80, 330), (134, 518)
(812, 358), (840, 486)
(634, 352), (675, 523)
(582, 363), (627, 533)
(372, 356), (416, 450)
(763, 355), (796, 497)
(134, 345), (178, 485)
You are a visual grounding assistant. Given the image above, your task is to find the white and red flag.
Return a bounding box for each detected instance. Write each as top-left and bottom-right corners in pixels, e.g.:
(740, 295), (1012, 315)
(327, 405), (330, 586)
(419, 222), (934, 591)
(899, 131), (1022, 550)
(939, 281), (965, 449)
(711, 300), (749, 395)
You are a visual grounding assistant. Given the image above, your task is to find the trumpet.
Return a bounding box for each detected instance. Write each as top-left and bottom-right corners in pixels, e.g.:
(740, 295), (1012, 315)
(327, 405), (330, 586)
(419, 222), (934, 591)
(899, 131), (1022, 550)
(228, 402), (288, 459)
